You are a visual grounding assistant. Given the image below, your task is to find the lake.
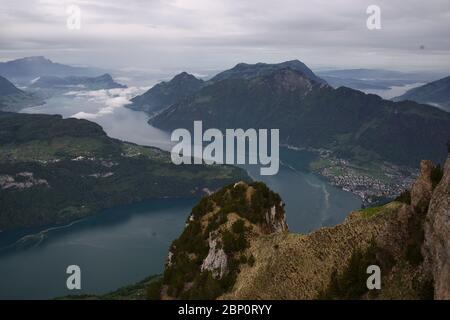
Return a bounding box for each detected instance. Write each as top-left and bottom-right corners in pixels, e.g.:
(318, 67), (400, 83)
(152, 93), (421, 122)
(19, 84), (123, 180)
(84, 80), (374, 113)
(0, 199), (197, 299)
(0, 90), (361, 299)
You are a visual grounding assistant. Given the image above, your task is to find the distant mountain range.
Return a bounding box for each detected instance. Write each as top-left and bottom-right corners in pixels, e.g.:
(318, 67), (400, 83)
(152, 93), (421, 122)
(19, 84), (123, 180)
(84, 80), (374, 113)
(393, 76), (450, 112)
(0, 56), (101, 84)
(30, 73), (126, 91)
(316, 69), (443, 91)
(131, 60), (450, 167)
(0, 75), (44, 112)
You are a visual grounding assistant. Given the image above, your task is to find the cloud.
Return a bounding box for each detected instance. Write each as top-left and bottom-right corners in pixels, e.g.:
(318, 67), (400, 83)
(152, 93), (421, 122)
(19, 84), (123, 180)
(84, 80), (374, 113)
(1, 0), (450, 71)
(69, 86), (148, 119)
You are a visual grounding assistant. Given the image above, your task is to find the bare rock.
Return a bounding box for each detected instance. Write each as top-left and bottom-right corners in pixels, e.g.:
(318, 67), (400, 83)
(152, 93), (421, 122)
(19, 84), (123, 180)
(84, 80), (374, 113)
(264, 202), (288, 233)
(410, 160), (434, 211)
(424, 155), (450, 299)
(201, 231), (228, 279)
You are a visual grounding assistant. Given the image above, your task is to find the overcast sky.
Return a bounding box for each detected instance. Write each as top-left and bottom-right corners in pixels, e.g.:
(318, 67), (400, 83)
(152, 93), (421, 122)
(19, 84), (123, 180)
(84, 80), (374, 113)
(1, 0), (450, 74)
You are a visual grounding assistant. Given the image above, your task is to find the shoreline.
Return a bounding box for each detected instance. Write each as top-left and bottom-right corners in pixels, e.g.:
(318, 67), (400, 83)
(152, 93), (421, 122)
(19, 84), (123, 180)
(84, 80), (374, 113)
(281, 144), (417, 206)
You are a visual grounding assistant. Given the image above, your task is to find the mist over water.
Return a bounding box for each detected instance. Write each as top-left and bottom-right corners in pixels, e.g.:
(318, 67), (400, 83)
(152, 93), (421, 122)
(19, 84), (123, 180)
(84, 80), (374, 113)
(365, 82), (425, 99)
(21, 89), (174, 150)
(0, 89), (360, 299)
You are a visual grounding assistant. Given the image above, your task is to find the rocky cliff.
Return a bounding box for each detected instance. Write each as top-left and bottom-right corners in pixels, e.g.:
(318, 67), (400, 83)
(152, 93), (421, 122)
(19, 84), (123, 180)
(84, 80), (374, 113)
(424, 152), (450, 299)
(155, 150), (449, 300)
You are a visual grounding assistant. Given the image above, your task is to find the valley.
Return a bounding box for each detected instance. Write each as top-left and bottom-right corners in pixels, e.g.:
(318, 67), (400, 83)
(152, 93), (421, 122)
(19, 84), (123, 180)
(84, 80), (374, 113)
(1, 0), (450, 304)
(0, 88), (361, 299)
(0, 56), (449, 300)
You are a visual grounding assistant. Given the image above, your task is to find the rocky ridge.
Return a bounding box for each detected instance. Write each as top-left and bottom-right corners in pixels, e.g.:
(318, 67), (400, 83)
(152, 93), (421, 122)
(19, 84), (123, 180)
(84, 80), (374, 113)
(158, 148), (450, 300)
(160, 181), (287, 299)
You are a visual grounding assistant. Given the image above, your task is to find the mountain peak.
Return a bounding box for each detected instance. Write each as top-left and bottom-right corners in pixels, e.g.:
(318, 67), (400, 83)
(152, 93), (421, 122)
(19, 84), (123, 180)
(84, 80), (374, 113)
(171, 71), (202, 83)
(96, 73), (114, 80)
(160, 181), (286, 299)
(254, 67), (326, 94)
(211, 59), (326, 84)
(128, 71), (204, 114)
(19, 56), (52, 64)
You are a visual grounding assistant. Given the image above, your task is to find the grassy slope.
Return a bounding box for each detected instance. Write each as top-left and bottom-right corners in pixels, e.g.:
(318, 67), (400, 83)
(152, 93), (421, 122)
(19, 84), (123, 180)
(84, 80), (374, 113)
(221, 201), (430, 299)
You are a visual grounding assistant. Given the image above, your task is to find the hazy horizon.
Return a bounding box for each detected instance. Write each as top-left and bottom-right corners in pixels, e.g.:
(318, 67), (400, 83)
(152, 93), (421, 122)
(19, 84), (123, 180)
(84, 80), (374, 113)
(1, 0), (450, 74)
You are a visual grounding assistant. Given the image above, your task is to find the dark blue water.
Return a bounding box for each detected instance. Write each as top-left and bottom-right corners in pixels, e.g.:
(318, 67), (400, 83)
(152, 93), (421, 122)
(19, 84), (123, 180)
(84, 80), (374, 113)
(0, 199), (197, 299)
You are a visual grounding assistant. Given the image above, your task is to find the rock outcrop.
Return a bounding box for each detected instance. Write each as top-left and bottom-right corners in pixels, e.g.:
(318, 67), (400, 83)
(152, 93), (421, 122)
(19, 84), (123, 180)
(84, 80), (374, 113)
(201, 231), (228, 279)
(424, 154), (450, 299)
(264, 203), (288, 233)
(411, 160), (434, 210)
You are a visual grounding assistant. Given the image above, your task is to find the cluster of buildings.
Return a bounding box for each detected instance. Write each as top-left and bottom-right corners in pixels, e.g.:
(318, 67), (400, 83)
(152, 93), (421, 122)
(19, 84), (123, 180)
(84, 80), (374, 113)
(312, 151), (417, 206)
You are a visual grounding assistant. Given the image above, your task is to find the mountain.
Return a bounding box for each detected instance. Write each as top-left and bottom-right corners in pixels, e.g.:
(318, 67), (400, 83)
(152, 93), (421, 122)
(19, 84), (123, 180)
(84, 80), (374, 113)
(0, 111), (249, 230)
(0, 56), (100, 83)
(150, 65), (450, 167)
(159, 181), (288, 299)
(30, 73), (126, 91)
(153, 149), (449, 299)
(0, 76), (44, 112)
(128, 72), (204, 114)
(210, 60), (326, 84)
(393, 76), (450, 112)
(128, 60), (325, 115)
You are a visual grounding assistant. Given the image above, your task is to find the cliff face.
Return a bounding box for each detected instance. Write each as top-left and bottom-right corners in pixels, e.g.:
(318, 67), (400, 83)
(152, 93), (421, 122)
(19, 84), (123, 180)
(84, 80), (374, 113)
(411, 160), (434, 210)
(424, 154), (450, 299)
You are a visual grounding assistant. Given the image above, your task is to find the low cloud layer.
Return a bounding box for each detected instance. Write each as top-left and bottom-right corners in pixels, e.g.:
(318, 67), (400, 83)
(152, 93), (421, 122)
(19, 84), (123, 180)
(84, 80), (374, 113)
(1, 0), (450, 72)
(69, 86), (147, 119)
